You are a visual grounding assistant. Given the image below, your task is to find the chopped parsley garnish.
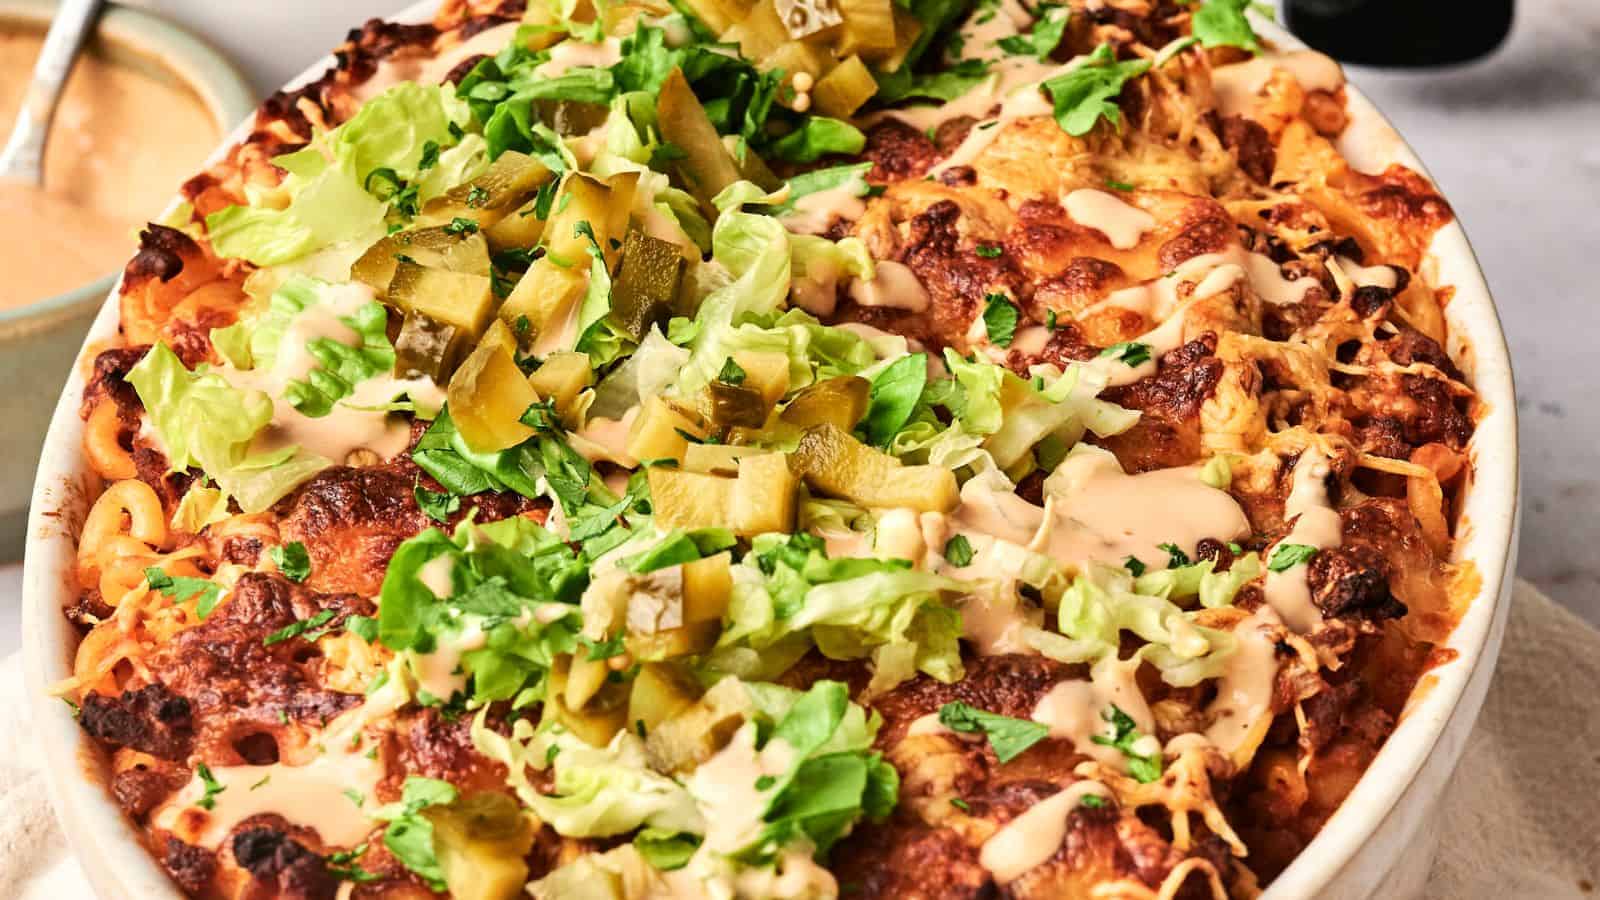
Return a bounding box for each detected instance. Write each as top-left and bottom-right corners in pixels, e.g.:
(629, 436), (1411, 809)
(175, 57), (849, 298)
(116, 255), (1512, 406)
(326, 844), (381, 883)
(950, 797), (971, 812)
(937, 702), (1050, 763)
(344, 788), (366, 807)
(1123, 555), (1147, 577)
(262, 609), (337, 646)
(1041, 43), (1152, 137)
(1159, 543), (1192, 568)
(943, 535), (975, 568)
(1105, 178), (1135, 192)
(417, 140), (441, 171)
(974, 243), (1004, 259)
(144, 567), (224, 620)
(413, 481), (462, 524)
(444, 216), (480, 236)
(194, 762), (225, 810)
(981, 294), (1021, 348)
(716, 357), (747, 385)
(1090, 704), (1162, 783)
(465, 186), (491, 208)
(1099, 341), (1152, 367)
(1268, 543), (1319, 572)
(754, 774), (777, 791)
(1080, 793), (1107, 808)
(250, 775), (271, 790)
(267, 542), (311, 583)
(1044, 309), (1058, 331)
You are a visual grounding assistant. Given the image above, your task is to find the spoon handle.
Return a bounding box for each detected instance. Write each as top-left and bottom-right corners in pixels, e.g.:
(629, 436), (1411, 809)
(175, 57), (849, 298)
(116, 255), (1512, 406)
(0, 0), (107, 184)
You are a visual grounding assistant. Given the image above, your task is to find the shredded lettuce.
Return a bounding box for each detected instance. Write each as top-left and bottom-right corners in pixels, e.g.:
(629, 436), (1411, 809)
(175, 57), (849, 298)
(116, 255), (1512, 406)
(523, 728), (702, 838)
(206, 82), (471, 265)
(126, 344), (329, 513)
(713, 534), (967, 692)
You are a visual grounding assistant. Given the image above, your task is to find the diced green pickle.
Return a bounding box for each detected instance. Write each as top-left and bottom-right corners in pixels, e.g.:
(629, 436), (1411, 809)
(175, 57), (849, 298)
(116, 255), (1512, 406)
(394, 310), (462, 381)
(611, 229), (685, 340)
(779, 375), (870, 430)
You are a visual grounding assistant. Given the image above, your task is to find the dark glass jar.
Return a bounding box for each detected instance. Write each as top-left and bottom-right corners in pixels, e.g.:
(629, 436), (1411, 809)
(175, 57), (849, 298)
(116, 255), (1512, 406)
(1283, 0), (1514, 67)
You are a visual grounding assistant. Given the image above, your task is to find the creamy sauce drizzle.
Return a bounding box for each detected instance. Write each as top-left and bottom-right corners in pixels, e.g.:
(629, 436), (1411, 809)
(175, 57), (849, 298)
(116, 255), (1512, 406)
(1263, 449), (1343, 632)
(152, 672), (410, 849)
(1031, 656), (1155, 770)
(978, 780), (1112, 882)
(685, 724), (797, 854)
(781, 183), (868, 236)
(1210, 49), (1344, 118)
(533, 37), (623, 78)
(848, 260), (931, 313)
(230, 282), (417, 463)
(1203, 605), (1283, 754)
(1336, 255), (1400, 290)
(1064, 189), (1156, 250)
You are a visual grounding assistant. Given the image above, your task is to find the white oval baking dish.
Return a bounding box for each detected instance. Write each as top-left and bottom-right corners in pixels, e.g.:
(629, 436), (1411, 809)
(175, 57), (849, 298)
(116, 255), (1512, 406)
(19, 6), (1519, 898)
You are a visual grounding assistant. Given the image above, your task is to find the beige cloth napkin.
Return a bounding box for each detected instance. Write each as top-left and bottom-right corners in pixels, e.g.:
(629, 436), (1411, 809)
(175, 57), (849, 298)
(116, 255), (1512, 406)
(1, 580), (1596, 898)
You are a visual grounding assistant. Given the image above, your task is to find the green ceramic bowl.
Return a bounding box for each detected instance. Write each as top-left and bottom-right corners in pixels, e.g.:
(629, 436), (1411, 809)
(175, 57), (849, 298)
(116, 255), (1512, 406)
(0, 0), (254, 556)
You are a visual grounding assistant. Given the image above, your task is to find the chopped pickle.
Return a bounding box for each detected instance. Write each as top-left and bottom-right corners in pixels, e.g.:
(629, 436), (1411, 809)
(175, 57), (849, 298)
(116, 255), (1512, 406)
(549, 656), (629, 746)
(447, 333), (539, 452)
(812, 55), (877, 118)
(388, 262), (497, 346)
(423, 150), (553, 229)
(395, 310), (462, 381)
(497, 258), (587, 348)
(603, 172), (641, 267)
(352, 227), (491, 296)
(626, 619), (720, 661)
(878, 6), (923, 71)
(706, 380), (769, 428)
(611, 229), (685, 340)
(543, 173), (616, 263)
(836, 0), (896, 54)
(779, 374), (870, 430)
(628, 662), (702, 736)
(527, 351), (593, 426)
(626, 396), (707, 464)
(426, 793), (535, 900)
(648, 467), (736, 531)
(646, 676), (753, 775)
(484, 197), (546, 252)
(677, 0), (754, 37)
(760, 39), (834, 79)
(774, 0), (843, 39)
(683, 442), (765, 475)
(650, 452), (796, 534)
(732, 350), (791, 408)
(531, 99), (611, 136)
(565, 650), (612, 711)
(732, 140), (784, 192)
(657, 69), (747, 216)
(792, 423), (959, 512)
(724, 0), (790, 60)
(682, 552), (733, 623)
(732, 451), (798, 534)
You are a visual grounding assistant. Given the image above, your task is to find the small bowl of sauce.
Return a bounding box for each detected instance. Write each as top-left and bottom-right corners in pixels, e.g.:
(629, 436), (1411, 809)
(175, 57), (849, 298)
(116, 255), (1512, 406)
(0, 0), (254, 552)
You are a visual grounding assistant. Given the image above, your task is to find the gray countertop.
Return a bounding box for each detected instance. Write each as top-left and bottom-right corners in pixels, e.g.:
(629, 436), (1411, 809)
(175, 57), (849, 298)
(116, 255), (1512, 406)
(2, 2), (1595, 660)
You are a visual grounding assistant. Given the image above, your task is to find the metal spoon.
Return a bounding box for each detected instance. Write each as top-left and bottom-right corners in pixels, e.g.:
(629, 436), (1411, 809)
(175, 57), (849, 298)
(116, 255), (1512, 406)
(0, 0), (106, 185)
